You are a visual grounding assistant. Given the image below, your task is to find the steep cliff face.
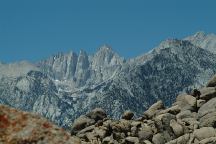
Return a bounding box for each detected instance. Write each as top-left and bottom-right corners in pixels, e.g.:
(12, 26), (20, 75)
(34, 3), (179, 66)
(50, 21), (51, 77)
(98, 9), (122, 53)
(90, 45), (124, 85)
(0, 70), (61, 121)
(1, 32), (216, 128)
(38, 51), (78, 80)
(38, 45), (124, 88)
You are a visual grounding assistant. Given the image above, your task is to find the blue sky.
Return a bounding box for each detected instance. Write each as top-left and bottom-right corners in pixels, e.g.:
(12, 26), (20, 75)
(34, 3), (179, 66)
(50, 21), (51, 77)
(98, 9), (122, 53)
(0, 0), (216, 62)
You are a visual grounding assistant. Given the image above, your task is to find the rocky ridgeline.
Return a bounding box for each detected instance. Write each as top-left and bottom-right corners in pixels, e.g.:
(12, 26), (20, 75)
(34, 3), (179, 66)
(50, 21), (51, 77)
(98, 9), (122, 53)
(70, 75), (216, 144)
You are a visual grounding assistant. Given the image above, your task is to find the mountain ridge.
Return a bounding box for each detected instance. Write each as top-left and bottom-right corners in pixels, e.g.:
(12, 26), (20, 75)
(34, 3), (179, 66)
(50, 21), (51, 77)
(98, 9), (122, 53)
(1, 32), (216, 128)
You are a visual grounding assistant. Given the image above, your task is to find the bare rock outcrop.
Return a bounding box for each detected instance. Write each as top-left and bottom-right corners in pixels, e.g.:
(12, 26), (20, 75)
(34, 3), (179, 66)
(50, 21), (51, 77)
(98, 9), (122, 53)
(0, 104), (80, 144)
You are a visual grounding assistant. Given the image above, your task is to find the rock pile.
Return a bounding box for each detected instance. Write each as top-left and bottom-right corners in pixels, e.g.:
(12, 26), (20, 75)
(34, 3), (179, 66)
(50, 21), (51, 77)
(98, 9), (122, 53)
(71, 75), (216, 144)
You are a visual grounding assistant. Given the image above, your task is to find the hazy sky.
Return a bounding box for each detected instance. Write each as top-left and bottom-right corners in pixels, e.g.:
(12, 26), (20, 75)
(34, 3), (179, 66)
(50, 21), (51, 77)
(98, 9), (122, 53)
(0, 0), (216, 62)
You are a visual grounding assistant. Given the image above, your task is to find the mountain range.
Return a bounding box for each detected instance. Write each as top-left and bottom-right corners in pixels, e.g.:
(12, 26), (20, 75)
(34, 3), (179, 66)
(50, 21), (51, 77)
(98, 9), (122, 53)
(1, 31), (216, 128)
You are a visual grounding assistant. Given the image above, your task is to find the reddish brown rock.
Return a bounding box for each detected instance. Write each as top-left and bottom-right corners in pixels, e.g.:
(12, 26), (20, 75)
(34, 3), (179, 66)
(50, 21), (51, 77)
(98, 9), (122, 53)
(0, 104), (80, 144)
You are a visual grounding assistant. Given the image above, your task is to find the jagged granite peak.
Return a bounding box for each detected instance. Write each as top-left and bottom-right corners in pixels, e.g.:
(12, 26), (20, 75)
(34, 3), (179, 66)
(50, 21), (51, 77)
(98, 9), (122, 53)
(38, 51), (78, 80)
(193, 31), (206, 38)
(93, 44), (124, 67)
(88, 45), (124, 84)
(38, 47), (124, 88)
(76, 49), (89, 70)
(184, 31), (216, 54)
(98, 44), (112, 50)
(74, 49), (90, 87)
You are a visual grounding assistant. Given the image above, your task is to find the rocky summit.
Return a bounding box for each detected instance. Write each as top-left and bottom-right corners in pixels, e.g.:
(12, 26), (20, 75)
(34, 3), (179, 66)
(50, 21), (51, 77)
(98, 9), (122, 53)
(69, 75), (216, 144)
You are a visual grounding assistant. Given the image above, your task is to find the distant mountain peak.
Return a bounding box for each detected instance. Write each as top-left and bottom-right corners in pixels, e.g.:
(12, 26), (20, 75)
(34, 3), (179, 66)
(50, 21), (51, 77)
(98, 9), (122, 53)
(184, 31), (212, 41)
(100, 44), (112, 49)
(68, 50), (76, 56)
(92, 44), (124, 67)
(97, 44), (113, 52)
(185, 31), (216, 54)
(79, 49), (87, 54)
(157, 39), (192, 51)
(52, 51), (77, 60)
(193, 31), (206, 38)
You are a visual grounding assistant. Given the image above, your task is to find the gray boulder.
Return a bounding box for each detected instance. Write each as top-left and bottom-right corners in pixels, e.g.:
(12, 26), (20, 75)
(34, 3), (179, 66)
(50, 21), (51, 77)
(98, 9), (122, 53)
(122, 110), (134, 120)
(199, 137), (216, 144)
(143, 140), (153, 144)
(77, 125), (95, 136)
(198, 97), (216, 127)
(125, 136), (139, 143)
(86, 108), (107, 121)
(71, 115), (95, 134)
(175, 94), (197, 111)
(169, 119), (184, 137)
(131, 126), (138, 137)
(166, 133), (191, 144)
(155, 113), (175, 129)
(197, 99), (206, 108)
(103, 136), (119, 144)
(159, 105), (181, 115)
(193, 127), (216, 141)
(198, 97), (216, 117)
(199, 87), (216, 100)
(110, 119), (131, 133)
(152, 133), (165, 144)
(138, 126), (153, 141)
(206, 75), (216, 87)
(176, 110), (197, 120)
(199, 112), (216, 127)
(154, 113), (176, 139)
(93, 126), (108, 139)
(144, 101), (165, 119)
